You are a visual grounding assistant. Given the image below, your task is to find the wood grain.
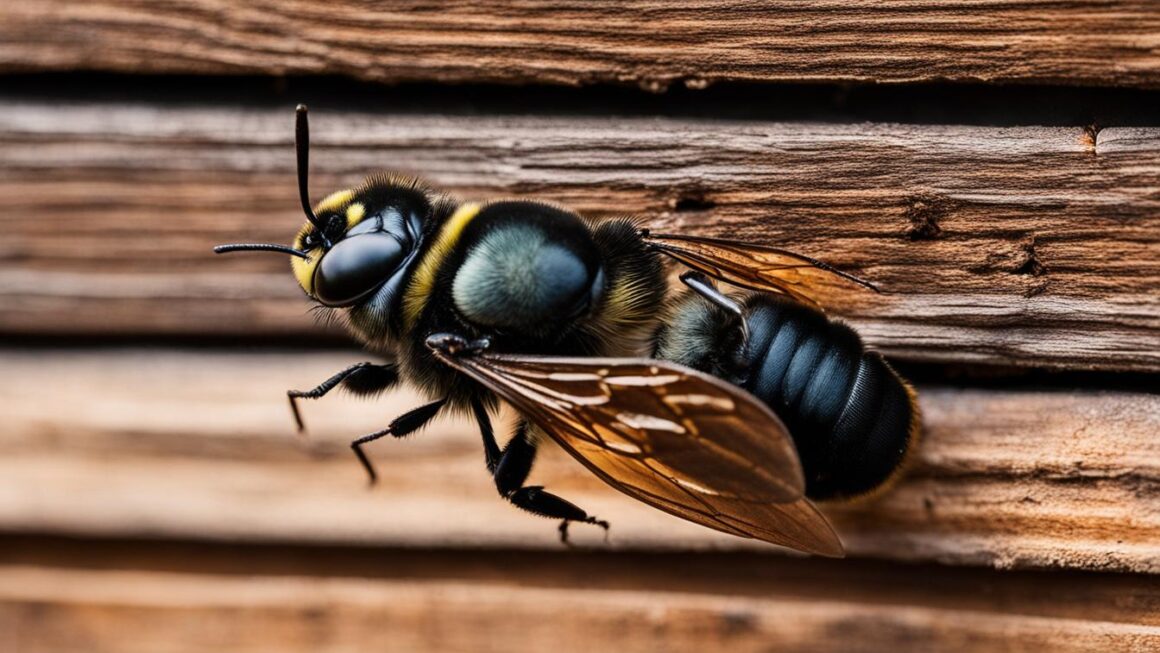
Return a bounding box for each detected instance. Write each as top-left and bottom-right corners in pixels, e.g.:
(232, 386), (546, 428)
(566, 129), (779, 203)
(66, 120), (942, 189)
(2, 541), (1159, 653)
(1, 348), (1156, 573)
(1, 1), (1158, 89)
(1, 102), (1157, 370)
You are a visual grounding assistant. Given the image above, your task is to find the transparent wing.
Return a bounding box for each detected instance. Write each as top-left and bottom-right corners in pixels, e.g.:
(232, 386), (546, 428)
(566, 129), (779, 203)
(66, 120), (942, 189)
(645, 232), (879, 310)
(429, 346), (844, 556)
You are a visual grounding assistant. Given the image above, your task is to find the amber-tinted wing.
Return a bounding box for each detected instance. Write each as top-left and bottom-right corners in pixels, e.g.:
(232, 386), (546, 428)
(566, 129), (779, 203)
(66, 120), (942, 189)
(644, 232), (879, 310)
(429, 347), (844, 556)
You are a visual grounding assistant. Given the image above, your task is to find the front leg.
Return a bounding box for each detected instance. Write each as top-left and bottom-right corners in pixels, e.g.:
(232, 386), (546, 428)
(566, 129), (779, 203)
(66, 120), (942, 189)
(288, 362), (399, 432)
(473, 401), (609, 545)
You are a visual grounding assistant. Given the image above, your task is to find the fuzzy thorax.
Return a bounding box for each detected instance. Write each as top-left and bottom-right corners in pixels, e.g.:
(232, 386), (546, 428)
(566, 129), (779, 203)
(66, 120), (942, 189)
(452, 224), (600, 333)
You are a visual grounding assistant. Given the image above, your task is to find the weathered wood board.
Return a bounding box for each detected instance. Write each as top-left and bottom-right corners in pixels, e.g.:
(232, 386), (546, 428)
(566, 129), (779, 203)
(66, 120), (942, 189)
(1, 1), (1158, 89)
(2, 102), (1157, 370)
(2, 540), (1159, 653)
(2, 349), (1156, 573)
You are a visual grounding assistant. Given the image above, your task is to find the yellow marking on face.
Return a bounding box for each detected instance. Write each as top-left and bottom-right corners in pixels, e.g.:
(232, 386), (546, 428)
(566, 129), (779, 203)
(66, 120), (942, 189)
(402, 203), (481, 328)
(291, 245), (319, 295)
(289, 190), (358, 297)
(346, 202), (366, 227)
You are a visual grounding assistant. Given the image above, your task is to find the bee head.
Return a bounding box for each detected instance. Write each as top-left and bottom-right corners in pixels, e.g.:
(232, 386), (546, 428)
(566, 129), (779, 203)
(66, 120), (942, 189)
(215, 105), (429, 313)
(290, 179), (426, 308)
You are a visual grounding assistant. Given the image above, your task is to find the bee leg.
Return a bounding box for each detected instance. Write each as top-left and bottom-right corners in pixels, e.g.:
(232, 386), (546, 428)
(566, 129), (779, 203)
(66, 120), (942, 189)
(470, 397), (502, 472)
(680, 270), (749, 348)
(350, 397), (447, 486)
(287, 362), (399, 432)
(681, 271), (746, 317)
(485, 417), (610, 545)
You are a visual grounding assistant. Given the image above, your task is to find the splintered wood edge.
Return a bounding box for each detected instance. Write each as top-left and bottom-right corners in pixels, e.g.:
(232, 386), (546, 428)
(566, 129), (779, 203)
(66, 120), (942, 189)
(0, 349), (1156, 574)
(0, 102), (1157, 371)
(0, 1), (1158, 88)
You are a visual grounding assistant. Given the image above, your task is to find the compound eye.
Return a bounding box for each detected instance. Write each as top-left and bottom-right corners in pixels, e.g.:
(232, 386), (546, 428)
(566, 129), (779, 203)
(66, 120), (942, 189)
(313, 234), (404, 307)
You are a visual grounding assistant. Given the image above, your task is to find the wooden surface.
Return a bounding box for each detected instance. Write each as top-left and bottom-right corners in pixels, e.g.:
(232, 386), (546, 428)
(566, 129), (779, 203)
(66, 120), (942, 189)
(2, 349), (1156, 574)
(2, 3), (1158, 650)
(1, 1), (1159, 89)
(2, 540), (1158, 653)
(2, 102), (1158, 371)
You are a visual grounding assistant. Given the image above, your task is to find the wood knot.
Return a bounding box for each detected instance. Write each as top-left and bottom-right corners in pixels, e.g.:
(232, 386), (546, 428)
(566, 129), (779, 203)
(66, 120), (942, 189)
(904, 194), (950, 240)
(669, 191), (717, 213)
(1012, 236), (1047, 277)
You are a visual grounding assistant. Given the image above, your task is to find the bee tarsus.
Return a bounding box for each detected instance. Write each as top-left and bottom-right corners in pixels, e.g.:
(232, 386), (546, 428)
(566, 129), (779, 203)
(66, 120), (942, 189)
(559, 516), (611, 547)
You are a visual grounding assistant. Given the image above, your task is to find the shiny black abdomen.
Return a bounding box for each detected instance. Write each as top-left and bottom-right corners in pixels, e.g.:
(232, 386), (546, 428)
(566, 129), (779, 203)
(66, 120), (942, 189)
(739, 295), (913, 500)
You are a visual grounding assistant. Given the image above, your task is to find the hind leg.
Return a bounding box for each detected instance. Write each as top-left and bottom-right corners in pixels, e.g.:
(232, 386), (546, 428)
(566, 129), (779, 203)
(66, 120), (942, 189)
(472, 399), (608, 544)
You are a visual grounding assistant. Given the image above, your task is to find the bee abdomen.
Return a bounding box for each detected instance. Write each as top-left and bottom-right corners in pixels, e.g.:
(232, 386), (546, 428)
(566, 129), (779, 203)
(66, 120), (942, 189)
(741, 296), (915, 501)
(821, 351), (915, 499)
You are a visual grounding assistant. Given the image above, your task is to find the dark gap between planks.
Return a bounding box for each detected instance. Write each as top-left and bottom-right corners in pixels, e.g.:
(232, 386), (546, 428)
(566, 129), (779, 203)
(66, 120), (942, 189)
(1, 532), (1157, 626)
(1, 73), (1159, 127)
(0, 341), (1155, 393)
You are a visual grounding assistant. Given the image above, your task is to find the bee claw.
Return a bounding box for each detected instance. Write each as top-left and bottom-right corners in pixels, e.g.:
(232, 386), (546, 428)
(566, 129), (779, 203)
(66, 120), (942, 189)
(558, 517), (611, 547)
(287, 394), (308, 433)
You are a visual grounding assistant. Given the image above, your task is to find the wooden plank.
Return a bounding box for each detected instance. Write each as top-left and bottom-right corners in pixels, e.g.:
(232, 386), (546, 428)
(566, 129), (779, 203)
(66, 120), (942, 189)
(1, 348), (1157, 573)
(2, 540), (1159, 653)
(4, 571), (1156, 653)
(1, 102), (1157, 370)
(1, 1), (1158, 89)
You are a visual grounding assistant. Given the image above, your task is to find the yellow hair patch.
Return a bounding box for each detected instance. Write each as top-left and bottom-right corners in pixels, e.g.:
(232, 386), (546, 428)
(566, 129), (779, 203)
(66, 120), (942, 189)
(316, 189), (355, 214)
(402, 203), (480, 328)
(346, 202), (366, 228)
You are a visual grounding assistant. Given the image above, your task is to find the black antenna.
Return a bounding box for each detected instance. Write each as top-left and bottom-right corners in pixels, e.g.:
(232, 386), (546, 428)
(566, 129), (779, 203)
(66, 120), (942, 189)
(213, 243), (312, 260)
(211, 105), (325, 260)
(296, 104), (326, 232)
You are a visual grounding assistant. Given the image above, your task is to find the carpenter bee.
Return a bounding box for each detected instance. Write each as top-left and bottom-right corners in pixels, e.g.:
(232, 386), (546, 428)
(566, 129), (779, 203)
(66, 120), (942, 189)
(215, 105), (918, 556)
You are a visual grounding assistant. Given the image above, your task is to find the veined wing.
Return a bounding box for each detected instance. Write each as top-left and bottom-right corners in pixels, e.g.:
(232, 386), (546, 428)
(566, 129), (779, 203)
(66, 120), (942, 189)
(427, 341), (843, 556)
(645, 231), (878, 310)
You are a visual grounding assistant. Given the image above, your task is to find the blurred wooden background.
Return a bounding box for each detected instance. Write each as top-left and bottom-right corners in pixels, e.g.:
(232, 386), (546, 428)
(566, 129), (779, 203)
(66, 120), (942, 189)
(1, 2), (1159, 652)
